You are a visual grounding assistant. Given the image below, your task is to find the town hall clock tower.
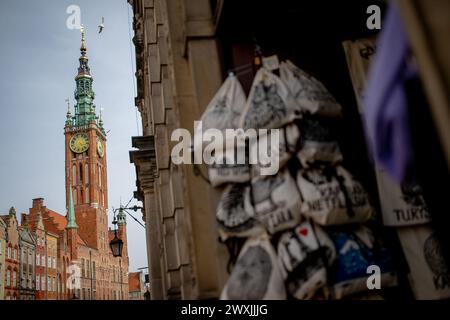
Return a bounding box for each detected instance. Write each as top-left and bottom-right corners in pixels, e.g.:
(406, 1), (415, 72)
(64, 27), (109, 251)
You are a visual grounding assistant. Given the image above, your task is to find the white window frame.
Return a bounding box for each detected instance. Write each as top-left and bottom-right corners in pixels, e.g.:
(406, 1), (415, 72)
(6, 270), (11, 286)
(36, 274), (40, 290)
(12, 271), (17, 287)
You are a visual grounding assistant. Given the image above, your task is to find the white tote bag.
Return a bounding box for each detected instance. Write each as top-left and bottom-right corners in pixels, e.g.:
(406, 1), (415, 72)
(195, 73), (251, 187)
(249, 123), (300, 176)
(208, 141), (251, 187)
(199, 72), (246, 132)
(280, 60), (342, 117)
(240, 67), (301, 130)
(375, 165), (431, 226)
(216, 183), (265, 240)
(296, 166), (373, 226)
(250, 168), (302, 234)
(296, 116), (343, 167)
(277, 220), (336, 299)
(221, 233), (287, 300)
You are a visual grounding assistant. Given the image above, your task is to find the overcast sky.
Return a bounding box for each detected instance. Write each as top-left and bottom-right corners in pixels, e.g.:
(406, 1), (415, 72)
(0, 0), (147, 272)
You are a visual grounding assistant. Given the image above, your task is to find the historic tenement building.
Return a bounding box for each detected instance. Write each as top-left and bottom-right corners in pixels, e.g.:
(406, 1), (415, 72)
(0, 217), (7, 299)
(128, 0), (229, 299)
(18, 219), (36, 300)
(0, 208), (20, 300)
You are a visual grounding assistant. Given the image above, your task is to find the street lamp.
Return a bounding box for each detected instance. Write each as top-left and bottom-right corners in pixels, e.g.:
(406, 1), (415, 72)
(109, 212), (124, 300)
(109, 233), (123, 258)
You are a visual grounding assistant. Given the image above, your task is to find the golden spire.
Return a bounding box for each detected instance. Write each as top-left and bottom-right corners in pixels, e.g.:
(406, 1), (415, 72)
(80, 24), (86, 52)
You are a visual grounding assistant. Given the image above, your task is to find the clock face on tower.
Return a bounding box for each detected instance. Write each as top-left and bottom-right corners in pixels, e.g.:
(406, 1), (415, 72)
(97, 137), (104, 158)
(70, 133), (89, 153)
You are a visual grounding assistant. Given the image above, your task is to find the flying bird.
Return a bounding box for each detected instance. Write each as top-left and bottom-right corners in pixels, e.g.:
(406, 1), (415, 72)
(98, 17), (105, 34)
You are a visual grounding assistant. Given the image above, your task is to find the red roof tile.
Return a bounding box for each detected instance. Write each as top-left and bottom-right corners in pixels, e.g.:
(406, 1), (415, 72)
(42, 209), (87, 246)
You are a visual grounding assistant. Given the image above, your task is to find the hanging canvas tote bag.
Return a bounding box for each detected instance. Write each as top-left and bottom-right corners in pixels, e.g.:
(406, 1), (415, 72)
(280, 60), (342, 117)
(250, 168), (302, 234)
(375, 165), (431, 226)
(216, 183), (265, 240)
(296, 166), (373, 226)
(221, 233), (287, 300)
(328, 225), (398, 299)
(277, 220), (336, 299)
(208, 142), (251, 187)
(199, 72), (246, 132)
(195, 73), (251, 187)
(249, 123), (301, 176)
(397, 225), (450, 299)
(240, 67), (301, 130)
(296, 116), (343, 167)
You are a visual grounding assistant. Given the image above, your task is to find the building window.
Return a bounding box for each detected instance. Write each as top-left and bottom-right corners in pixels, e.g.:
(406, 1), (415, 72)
(36, 253), (40, 266)
(99, 165), (102, 187)
(6, 269), (11, 286)
(47, 276), (51, 292)
(7, 246), (11, 259)
(81, 258), (85, 277)
(86, 187), (90, 203)
(13, 270), (17, 287)
(36, 274), (40, 290)
(85, 163), (89, 184)
(13, 248), (17, 260)
(73, 187), (77, 205)
(53, 257), (56, 269)
(41, 255), (45, 266)
(72, 165), (77, 185)
(79, 163), (83, 183)
(41, 275), (45, 290)
(48, 256), (52, 268)
(82, 288), (85, 300)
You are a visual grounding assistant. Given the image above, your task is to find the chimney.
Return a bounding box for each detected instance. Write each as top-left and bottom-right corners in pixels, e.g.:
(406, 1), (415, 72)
(32, 198), (44, 209)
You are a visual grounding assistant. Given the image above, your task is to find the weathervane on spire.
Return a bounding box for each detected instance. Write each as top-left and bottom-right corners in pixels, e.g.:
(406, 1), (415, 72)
(65, 98), (70, 112)
(65, 98), (73, 126)
(80, 24), (86, 51)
